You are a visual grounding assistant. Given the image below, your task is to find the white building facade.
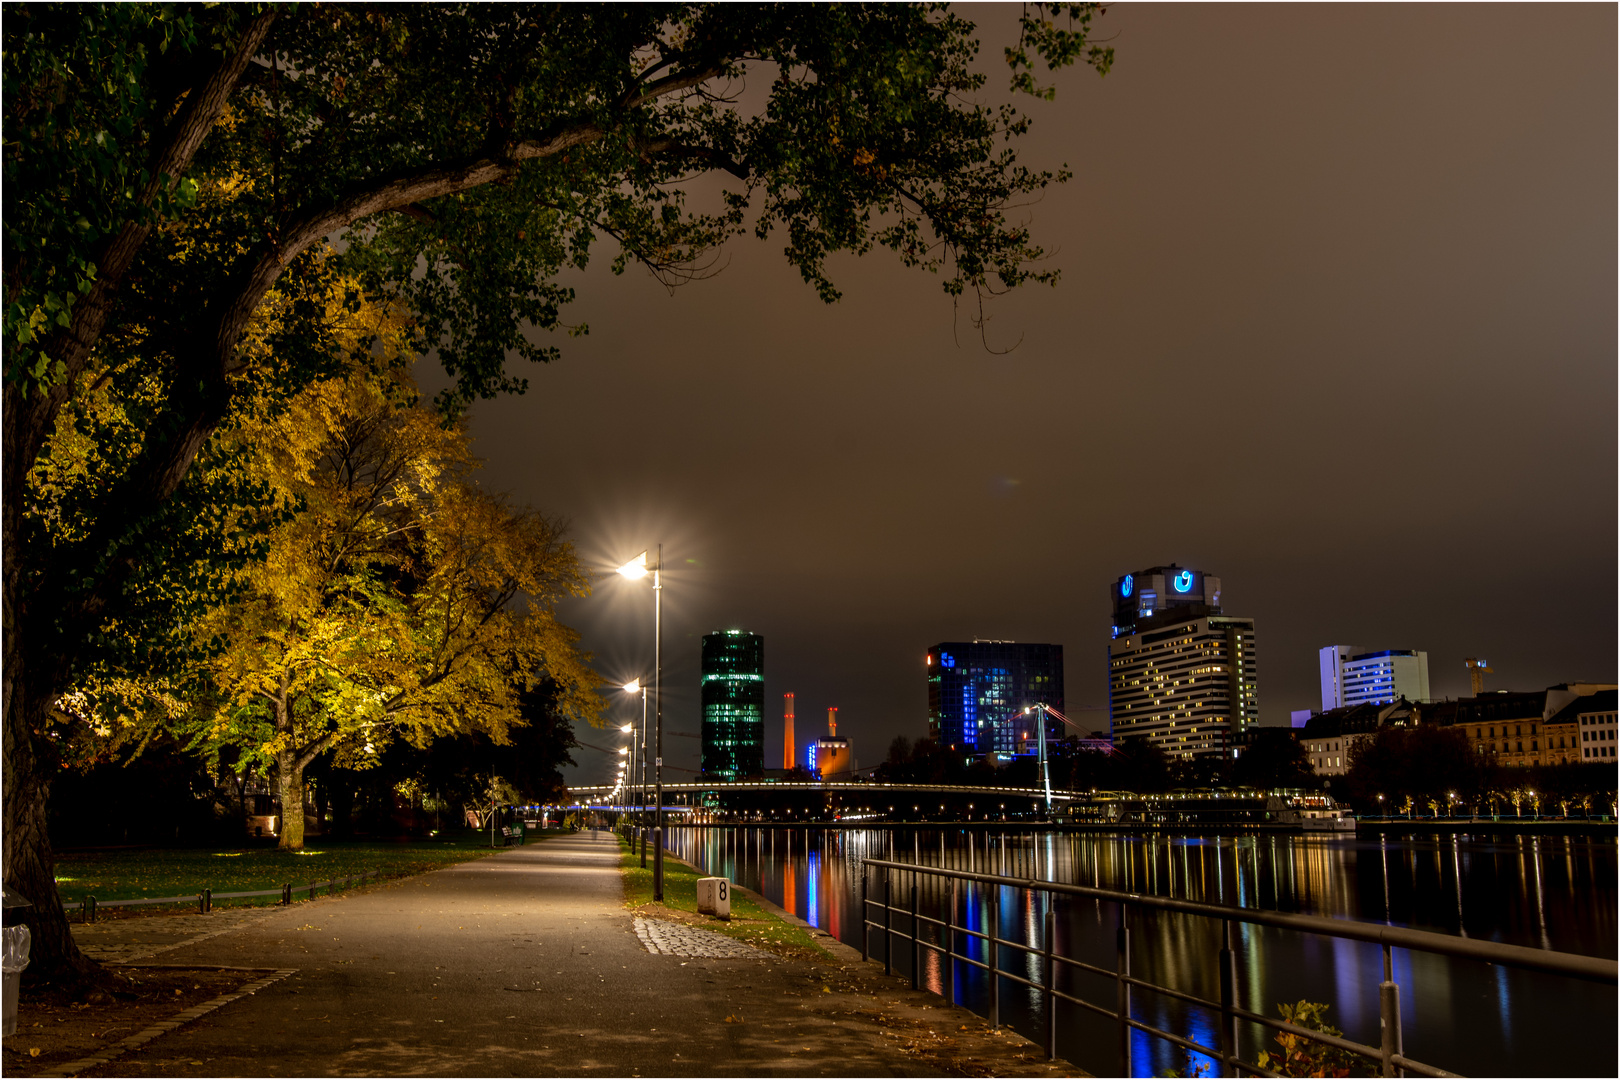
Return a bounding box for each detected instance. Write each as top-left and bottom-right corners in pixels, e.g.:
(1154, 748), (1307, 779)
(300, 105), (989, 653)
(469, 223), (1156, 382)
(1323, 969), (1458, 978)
(1319, 646), (1430, 710)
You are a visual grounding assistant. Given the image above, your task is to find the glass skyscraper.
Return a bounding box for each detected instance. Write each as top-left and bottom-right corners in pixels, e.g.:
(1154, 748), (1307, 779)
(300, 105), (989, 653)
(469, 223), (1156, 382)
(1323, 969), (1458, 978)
(925, 640), (1064, 756)
(701, 630), (764, 780)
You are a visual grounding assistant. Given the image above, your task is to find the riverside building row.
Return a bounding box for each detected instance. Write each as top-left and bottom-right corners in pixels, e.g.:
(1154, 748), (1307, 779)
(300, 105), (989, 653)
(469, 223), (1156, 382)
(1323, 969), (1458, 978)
(1297, 685), (1617, 776)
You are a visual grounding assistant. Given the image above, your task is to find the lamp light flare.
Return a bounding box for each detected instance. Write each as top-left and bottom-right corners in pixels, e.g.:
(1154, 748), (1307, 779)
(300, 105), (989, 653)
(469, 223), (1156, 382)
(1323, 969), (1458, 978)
(616, 552), (650, 580)
(623, 679), (641, 694)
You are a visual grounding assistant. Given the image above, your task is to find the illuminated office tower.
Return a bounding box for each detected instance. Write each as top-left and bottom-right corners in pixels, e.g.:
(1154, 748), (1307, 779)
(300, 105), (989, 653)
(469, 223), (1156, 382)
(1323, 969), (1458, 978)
(1319, 646), (1430, 709)
(1107, 565), (1258, 760)
(701, 630), (764, 780)
(925, 641), (1064, 756)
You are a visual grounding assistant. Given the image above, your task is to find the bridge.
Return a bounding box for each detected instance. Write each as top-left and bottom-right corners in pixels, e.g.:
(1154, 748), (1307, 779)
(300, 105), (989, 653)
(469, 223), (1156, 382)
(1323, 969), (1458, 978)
(550, 779), (1140, 813)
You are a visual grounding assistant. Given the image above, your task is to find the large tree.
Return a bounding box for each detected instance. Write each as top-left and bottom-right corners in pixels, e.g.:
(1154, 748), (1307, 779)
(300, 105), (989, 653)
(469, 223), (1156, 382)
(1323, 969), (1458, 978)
(188, 349), (597, 851)
(4, 3), (1113, 983)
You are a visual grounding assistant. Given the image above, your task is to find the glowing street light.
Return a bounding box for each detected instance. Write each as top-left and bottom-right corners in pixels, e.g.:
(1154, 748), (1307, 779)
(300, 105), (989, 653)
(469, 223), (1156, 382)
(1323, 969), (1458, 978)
(615, 549), (663, 899)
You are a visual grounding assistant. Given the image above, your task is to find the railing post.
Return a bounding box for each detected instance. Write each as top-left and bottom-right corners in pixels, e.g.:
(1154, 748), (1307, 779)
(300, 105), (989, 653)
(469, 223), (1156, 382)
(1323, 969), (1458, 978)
(1117, 906), (1132, 1078)
(989, 884), (1001, 1029)
(84, 895), (95, 924)
(1380, 944), (1404, 1077)
(861, 866), (870, 962)
(652, 826), (663, 899)
(910, 882), (921, 990)
(947, 880), (957, 1006)
(1044, 906), (1057, 1060)
(884, 872), (893, 976)
(1219, 918), (1238, 1077)
(282, 883), (292, 905)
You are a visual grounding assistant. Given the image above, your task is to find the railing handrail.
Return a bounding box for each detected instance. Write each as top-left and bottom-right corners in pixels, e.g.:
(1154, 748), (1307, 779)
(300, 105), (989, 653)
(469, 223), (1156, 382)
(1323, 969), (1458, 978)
(862, 857), (1617, 985)
(61, 870), (380, 912)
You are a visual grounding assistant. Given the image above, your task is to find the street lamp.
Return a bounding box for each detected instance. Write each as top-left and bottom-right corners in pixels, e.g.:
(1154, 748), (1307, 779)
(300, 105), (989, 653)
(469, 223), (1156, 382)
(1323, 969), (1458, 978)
(623, 679), (649, 866)
(617, 549), (664, 900)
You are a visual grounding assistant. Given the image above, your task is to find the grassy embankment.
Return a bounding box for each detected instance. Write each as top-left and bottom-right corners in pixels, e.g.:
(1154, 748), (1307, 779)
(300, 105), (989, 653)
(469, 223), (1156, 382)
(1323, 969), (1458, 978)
(617, 831), (826, 959)
(54, 829), (554, 910)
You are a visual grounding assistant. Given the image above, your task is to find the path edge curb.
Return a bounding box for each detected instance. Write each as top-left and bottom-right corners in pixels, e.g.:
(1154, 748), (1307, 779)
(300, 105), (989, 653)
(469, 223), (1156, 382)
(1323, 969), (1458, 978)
(27, 967), (298, 1079)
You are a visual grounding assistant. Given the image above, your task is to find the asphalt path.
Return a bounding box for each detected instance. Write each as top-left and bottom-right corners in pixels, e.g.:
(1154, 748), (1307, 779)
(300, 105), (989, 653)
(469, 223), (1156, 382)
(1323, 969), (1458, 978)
(79, 831), (1080, 1077)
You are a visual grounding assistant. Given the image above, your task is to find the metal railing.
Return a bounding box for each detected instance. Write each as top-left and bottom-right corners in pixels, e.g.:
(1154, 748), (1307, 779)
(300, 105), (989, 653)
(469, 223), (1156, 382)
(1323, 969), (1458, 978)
(860, 857), (1616, 1078)
(64, 870), (380, 921)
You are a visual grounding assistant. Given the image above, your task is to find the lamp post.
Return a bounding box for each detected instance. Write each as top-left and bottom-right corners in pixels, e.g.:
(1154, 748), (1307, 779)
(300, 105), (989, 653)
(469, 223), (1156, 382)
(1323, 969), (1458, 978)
(623, 678), (649, 865)
(617, 548), (664, 900)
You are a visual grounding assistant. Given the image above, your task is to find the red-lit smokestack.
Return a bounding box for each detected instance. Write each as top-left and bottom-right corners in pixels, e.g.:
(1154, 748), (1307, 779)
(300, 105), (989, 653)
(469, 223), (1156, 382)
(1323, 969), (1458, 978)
(827, 706), (837, 737)
(784, 693), (796, 769)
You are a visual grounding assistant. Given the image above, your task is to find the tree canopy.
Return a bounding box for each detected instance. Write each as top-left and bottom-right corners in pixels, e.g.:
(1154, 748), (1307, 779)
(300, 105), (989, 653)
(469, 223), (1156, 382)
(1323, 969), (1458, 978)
(3, 2), (1114, 984)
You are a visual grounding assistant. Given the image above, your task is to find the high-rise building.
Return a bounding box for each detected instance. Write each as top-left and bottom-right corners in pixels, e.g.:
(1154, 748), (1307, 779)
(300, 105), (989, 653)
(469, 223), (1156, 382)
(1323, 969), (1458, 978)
(701, 630), (764, 780)
(1319, 646), (1430, 710)
(1107, 565), (1257, 759)
(925, 641), (1064, 756)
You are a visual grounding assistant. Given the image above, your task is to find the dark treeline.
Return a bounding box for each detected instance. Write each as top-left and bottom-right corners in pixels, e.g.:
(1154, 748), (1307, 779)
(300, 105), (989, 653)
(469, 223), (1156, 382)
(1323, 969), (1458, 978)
(49, 680), (577, 849)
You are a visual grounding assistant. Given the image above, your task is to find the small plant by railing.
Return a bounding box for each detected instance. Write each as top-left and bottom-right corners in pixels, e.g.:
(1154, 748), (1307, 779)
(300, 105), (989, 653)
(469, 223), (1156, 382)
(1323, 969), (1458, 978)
(860, 857), (1616, 1078)
(65, 870), (380, 922)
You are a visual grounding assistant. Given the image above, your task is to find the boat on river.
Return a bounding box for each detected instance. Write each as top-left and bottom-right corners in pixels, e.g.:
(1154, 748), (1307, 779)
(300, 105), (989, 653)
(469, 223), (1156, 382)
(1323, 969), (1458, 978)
(1266, 793), (1356, 831)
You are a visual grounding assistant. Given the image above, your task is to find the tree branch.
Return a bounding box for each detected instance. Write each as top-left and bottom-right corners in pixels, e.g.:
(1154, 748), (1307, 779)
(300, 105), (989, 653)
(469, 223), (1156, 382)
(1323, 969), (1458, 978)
(20, 9), (279, 478)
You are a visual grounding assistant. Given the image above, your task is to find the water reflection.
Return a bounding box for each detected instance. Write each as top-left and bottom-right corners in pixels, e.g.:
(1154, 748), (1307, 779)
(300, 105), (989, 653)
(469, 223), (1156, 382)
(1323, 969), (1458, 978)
(669, 826), (1616, 1077)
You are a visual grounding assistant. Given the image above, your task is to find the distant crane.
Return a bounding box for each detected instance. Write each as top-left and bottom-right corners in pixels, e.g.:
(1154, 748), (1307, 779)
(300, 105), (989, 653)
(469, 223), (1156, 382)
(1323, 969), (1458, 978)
(1464, 657), (1494, 696)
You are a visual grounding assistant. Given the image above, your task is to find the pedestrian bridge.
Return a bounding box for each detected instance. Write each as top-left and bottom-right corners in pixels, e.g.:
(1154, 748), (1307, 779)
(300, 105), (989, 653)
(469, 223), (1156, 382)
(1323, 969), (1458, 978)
(554, 779), (1136, 811)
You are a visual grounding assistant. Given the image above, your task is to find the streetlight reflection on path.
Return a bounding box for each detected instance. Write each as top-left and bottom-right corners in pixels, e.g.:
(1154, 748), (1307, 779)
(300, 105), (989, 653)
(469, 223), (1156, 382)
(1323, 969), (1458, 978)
(616, 548), (664, 900)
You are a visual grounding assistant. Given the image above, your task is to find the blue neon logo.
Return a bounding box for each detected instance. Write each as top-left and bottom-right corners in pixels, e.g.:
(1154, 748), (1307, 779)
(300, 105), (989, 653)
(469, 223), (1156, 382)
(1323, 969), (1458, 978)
(941, 652), (955, 669)
(1121, 574), (1134, 598)
(1173, 570), (1194, 593)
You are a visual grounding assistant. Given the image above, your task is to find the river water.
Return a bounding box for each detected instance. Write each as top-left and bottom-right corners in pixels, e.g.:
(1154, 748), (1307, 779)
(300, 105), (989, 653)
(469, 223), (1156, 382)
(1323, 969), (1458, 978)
(667, 826), (1616, 1077)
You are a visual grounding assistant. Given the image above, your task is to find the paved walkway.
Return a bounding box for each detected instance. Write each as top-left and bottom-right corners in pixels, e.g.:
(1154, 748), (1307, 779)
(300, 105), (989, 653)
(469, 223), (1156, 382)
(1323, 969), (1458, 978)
(71, 831), (1082, 1077)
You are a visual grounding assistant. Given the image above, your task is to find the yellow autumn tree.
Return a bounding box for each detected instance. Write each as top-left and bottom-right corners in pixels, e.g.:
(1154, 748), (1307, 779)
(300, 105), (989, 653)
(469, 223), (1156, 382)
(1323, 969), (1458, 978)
(188, 296), (599, 850)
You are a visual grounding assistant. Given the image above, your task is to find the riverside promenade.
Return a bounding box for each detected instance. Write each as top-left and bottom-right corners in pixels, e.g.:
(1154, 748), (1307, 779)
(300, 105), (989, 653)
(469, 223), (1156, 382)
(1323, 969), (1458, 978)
(63, 830), (1081, 1077)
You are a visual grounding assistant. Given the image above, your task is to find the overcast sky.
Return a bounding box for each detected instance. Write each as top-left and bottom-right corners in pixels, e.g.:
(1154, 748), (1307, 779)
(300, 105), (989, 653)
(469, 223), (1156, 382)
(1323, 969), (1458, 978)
(449, 4), (1616, 787)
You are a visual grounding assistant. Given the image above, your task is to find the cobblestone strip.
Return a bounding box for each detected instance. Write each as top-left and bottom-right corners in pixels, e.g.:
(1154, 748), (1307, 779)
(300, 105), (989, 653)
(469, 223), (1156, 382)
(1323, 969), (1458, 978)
(30, 968), (297, 1079)
(632, 917), (761, 959)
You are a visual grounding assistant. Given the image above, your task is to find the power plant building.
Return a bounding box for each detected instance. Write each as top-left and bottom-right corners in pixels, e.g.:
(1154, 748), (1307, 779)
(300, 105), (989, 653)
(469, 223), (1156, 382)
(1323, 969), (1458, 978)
(1107, 565), (1258, 760)
(925, 641), (1064, 756)
(809, 707), (855, 778)
(700, 630), (764, 780)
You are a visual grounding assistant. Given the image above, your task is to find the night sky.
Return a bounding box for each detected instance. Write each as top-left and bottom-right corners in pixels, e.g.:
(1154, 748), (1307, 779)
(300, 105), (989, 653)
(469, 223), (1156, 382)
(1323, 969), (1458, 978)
(445, 5), (1617, 787)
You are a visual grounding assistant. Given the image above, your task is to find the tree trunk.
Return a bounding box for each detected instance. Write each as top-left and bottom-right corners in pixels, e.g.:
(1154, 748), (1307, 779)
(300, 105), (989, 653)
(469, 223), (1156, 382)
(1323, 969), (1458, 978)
(276, 751), (305, 852)
(0, 650), (106, 987)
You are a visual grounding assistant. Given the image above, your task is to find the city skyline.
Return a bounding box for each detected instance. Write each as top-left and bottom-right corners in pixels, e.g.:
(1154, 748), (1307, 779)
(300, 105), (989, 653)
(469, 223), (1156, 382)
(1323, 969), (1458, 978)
(433, 5), (1615, 786)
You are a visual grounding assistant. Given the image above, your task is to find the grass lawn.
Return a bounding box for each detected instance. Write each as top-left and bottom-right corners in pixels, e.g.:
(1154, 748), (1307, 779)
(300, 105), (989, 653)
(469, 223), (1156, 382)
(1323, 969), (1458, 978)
(53, 829), (559, 909)
(617, 830), (826, 958)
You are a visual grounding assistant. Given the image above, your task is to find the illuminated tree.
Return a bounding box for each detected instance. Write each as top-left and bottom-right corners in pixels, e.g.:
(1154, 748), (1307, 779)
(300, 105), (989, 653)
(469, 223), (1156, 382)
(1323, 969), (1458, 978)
(185, 347), (596, 851)
(5, 2), (1113, 981)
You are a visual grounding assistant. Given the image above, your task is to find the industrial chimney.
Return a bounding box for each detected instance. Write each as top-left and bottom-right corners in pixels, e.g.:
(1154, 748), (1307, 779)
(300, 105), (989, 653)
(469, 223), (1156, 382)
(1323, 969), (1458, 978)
(783, 693), (796, 769)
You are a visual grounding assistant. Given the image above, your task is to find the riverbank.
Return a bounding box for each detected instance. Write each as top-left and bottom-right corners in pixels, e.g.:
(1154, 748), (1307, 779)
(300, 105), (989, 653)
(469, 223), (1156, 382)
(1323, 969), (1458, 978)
(8, 829), (1086, 1078)
(666, 817), (1619, 837)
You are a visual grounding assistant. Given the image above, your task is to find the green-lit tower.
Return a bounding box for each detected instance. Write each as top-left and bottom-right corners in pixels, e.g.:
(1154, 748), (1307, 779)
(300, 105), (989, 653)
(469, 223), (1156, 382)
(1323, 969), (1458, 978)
(701, 630), (764, 780)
